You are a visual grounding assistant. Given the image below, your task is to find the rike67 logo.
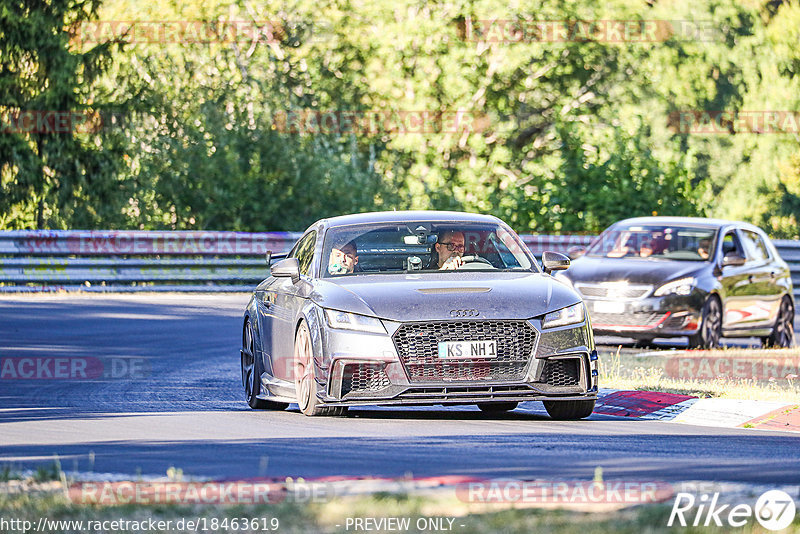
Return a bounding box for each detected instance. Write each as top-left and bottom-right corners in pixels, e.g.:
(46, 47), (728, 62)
(669, 490), (797, 530)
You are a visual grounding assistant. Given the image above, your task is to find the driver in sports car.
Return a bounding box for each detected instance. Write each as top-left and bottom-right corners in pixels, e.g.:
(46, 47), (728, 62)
(328, 240), (359, 275)
(433, 230), (466, 270)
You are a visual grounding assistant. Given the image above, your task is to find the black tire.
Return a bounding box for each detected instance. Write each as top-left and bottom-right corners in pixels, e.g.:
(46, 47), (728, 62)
(543, 399), (595, 420)
(688, 296), (722, 349)
(763, 297), (795, 348)
(294, 320), (348, 416)
(242, 319), (289, 411)
(477, 402), (519, 413)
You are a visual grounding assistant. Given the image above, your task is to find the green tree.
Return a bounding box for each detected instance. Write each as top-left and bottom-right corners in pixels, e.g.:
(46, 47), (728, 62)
(0, 0), (127, 229)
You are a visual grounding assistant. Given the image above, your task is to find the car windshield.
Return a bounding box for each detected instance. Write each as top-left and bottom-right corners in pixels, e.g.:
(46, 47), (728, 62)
(321, 221), (537, 277)
(586, 224), (718, 261)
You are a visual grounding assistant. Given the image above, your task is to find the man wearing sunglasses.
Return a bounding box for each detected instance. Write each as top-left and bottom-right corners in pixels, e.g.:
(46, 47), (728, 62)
(433, 230), (466, 270)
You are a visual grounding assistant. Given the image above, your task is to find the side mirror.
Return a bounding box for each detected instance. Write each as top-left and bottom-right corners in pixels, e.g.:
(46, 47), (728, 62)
(271, 257), (301, 283)
(542, 251), (570, 274)
(722, 253), (746, 267)
(566, 246), (586, 260)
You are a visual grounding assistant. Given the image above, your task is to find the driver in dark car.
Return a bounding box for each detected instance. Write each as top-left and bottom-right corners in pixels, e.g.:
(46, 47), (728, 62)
(433, 230), (466, 270)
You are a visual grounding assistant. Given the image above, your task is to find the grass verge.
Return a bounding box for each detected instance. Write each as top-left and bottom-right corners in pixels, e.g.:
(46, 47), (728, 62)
(2, 486), (800, 534)
(598, 346), (800, 402)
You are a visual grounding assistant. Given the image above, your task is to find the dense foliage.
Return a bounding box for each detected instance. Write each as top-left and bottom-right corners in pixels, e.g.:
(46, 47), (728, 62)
(2, 0), (799, 236)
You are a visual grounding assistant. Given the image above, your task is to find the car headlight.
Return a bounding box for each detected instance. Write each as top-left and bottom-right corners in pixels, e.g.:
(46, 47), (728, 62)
(324, 309), (386, 334)
(653, 277), (696, 297)
(542, 303), (585, 329)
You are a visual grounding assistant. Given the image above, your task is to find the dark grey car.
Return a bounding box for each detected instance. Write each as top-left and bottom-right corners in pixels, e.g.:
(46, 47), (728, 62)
(241, 211), (598, 419)
(560, 216), (795, 348)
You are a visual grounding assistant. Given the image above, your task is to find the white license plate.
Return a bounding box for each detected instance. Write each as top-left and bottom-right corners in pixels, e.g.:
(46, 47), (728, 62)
(593, 300), (626, 314)
(437, 340), (497, 359)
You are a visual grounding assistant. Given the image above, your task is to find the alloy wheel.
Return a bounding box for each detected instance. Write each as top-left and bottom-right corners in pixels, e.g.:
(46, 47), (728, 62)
(294, 323), (315, 413)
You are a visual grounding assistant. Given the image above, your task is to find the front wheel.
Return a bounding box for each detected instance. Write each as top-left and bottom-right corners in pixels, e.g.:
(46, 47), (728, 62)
(294, 320), (347, 416)
(543, 399), (595, 420)
(688, 296), (722, 349)
(763, 297), (795, 348)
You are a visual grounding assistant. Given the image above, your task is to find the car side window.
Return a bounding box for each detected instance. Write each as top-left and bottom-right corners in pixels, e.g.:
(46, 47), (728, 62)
(291, 231), (317, 276)
(740, 230), (771, 262)
(721, 232), (744, 258)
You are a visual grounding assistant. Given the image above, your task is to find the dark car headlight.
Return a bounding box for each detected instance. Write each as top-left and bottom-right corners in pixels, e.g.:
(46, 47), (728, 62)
(653, 277), (696, 297)
(324, 309), (387, 334)
(542, 303), (586, 329)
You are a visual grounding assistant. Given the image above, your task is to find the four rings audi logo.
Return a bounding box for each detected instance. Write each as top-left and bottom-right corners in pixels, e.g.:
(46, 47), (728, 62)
(450, 309), (480, 318)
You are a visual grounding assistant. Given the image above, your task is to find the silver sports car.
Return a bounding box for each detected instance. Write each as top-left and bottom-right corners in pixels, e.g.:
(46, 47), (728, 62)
(241, 211), (598, 419)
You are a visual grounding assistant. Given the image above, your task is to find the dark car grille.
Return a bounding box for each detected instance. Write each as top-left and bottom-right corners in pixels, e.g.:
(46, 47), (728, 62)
(392, 320), (536, 383)
(576, 284), (652, 299)
(341, 363), (391, 396)
(541, 359), (580, 387)
(591, 312), (665, 327)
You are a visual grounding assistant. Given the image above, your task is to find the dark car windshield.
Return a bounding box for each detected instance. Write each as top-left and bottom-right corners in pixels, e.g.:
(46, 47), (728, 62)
(586, 224), (718, 261)
(321, 221), (537, 277)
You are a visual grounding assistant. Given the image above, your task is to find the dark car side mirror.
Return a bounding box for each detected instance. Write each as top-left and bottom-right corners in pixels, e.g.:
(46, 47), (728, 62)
(542, 251), (571, 274)
(271, 257), (301, 283)
(722, 253), (746, 267)
(566, 246), (586, 260)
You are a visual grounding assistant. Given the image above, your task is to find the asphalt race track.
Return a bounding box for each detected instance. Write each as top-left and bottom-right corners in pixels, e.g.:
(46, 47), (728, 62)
(1, 294), (799, 484)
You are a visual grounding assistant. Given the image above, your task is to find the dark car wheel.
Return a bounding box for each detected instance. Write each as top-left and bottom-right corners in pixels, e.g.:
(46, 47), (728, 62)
(242, 319), (289, 411)
(477, 402), (519, 413)
(688, 296), (722, 349)
(762, 297), (795, 348)
(543, 399), (595, 420)
(294, 320), (347, 417)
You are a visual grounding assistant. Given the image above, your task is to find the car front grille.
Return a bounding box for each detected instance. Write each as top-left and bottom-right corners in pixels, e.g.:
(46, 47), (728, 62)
(541, 359), (580, 387)
(341, 363), (391, 396)
(575, 284), (652, 299)
(591, 312), (665, 327)
(392, 320), (536, 383)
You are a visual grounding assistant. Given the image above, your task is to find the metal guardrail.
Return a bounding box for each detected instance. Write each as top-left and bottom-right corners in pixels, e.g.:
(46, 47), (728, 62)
(0, 231), (797, 297)
(0, 231), (298, 292)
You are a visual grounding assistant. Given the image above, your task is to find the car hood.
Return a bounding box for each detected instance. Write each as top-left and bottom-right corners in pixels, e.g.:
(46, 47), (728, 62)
(311, 272), (581, 321)
(564, 256), (705, 286)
